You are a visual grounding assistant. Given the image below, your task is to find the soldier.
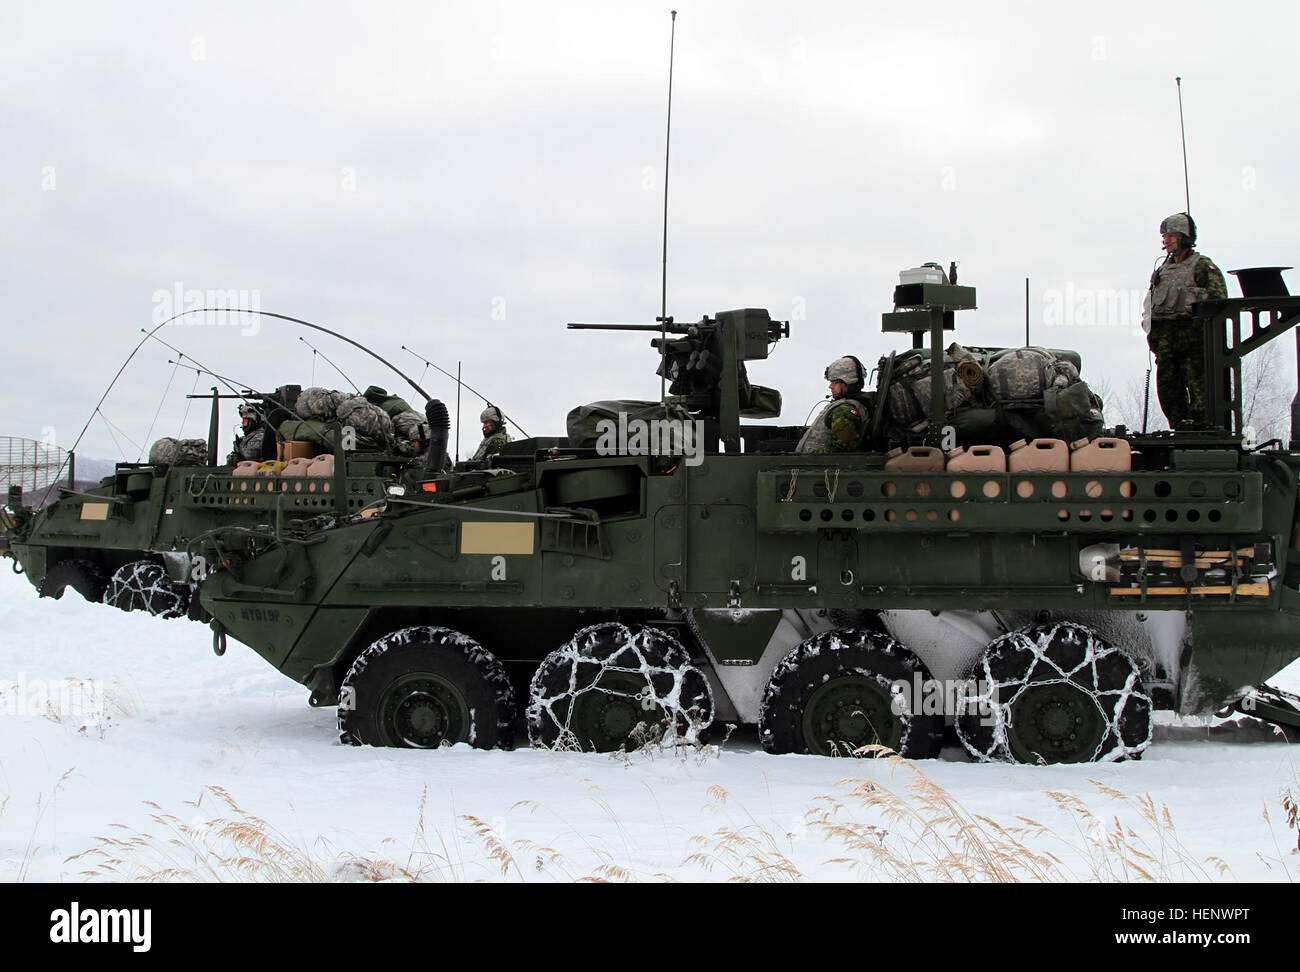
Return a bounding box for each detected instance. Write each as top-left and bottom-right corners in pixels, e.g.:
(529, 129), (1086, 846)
(796, 356), (873, 453)
(1143, 212), (1227, 429)
(472, 405), (511, 460)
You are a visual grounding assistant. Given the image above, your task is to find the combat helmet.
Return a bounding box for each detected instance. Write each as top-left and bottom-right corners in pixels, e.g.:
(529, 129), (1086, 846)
(824, 356), (866, 389)
(480, 405), (506, 426)
(1160, 212), (1197, 247)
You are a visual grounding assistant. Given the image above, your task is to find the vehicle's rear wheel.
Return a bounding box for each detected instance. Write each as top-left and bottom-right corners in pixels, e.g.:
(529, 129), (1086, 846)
(955, 621), (1151, 764)
(338, 626), (516, 749)
(103, 560), (190, 618)
(759, 628), (944, 758)
(37, 559), (107, 603)
(526, 622), (713, 752)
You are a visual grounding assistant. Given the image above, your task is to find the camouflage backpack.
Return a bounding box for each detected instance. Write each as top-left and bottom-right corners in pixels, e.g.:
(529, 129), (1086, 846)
(881, 350), (976, 434)
(987, 348), (1057, 409)
(296, 387), (348, 421)
(392, 409), (430, 447)
(148, 437), (209, 466)
(337, 396), (395, 441)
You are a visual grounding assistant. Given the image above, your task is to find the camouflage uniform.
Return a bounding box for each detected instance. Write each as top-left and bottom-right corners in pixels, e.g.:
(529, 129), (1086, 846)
(797, 355), (872, 454)
(472, 428), (510, 461)
(1146, 250), (1227, 428)
(796, 395), (871, 454)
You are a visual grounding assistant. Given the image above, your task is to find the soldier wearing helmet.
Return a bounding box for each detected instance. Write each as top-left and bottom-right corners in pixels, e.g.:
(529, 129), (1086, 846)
(1142, 212), (1227, 429)
(796, 356), (873, 454)
(472, 404), (511, 461)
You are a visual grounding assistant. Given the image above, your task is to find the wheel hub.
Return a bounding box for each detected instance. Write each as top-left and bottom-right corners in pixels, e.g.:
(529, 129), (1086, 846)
(571, 671), (663, 751)
(381, 674), (469, 748)
(802, 676), (899, 756)
(1006, 680), (1106, 764)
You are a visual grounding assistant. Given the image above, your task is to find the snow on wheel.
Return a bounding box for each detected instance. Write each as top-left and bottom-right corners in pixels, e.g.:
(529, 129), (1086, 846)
(955, 621), (1151, 764)
(759, 628), (944, 758)
(103, 560), (190, 618)
(526, 622), (713, 752)
(37, 559), (107, 603)
(337, 626), (516, 749)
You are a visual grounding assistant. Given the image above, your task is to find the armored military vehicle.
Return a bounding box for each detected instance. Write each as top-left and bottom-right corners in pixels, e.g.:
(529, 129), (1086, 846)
(3, 380), (434, 622)
(145, 268), (1300, 764)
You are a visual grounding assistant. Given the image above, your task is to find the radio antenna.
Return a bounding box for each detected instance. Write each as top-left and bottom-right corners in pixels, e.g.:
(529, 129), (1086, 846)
(658, 9), (677, 403)
(1176, 76), (1191, 214)
(299, 336), (359, 393)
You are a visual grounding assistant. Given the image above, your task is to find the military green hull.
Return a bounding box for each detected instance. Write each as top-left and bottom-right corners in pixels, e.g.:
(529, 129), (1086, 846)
(198, 438), (1300, 758)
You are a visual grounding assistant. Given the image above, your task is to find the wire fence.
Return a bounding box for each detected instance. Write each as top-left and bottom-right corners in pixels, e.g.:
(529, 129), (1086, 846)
(0, 436), (70, 492)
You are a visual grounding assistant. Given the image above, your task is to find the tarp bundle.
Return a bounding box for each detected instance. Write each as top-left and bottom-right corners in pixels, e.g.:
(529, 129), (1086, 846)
(290, 387), (397, 452)
(363, 386), (428, 453)
(566, 400), (692, 449)
(148, 437), (209, 467)
(879, 344), (1104, 447)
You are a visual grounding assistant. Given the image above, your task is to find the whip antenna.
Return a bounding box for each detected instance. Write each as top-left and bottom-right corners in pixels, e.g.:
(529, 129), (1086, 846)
(1176, 76), (1191, 214)
(299, 336), (359, 393)
(659, 9), (677, 403)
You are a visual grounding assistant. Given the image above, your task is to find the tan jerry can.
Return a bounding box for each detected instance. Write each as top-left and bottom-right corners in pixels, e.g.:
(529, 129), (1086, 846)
(1070, 436), (1132, 472)
(946, 445), (1007, 472)
(307, 454), (335, 477)
(232, 461), (260, 477)
(884, 446), (946, 472)
(1008, 438), (1069, 473)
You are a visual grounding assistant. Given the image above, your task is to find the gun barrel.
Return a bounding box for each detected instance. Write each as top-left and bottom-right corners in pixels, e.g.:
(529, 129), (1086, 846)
(566, 322), (665, 331)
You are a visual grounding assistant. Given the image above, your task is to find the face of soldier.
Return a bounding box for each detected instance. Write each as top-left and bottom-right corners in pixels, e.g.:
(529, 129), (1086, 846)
(1162, 232), (1185, 257)
(482, 420), (496, 437)
(828, 379), (849, 398)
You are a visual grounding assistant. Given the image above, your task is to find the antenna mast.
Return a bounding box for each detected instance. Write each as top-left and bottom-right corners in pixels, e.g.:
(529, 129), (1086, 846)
(659, 9), (677, 403)
(1176, 76), (1190, 214)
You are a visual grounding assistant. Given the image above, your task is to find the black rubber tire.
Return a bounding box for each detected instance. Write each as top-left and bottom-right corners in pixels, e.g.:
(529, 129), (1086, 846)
(526, 622), (713, 752)
(37, 559), (107, 602)
(103, 560), (190, 618)
(955, 621), (1152, 764)
(759, 628), (944, 758)
(338, 626), (516, 749)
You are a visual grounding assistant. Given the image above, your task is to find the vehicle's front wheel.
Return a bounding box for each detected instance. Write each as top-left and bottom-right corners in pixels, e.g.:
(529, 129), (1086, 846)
(37, 559), (107, 602)
(338, 626), (516, 749)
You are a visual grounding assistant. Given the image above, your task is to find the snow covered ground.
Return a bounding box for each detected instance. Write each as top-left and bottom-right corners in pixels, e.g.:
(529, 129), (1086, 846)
(1, 568), (1297, 883)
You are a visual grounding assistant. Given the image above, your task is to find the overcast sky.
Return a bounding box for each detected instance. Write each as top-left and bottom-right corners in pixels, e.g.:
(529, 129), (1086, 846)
(4, 0), (1297, 461)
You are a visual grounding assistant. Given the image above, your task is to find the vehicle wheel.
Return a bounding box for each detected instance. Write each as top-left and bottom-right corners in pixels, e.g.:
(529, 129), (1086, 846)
(955, 621), (1151, 764)
(759, 628), (944, 758)
(338, 626), (516, 749)
(103, 560), (190, 618)
(37, 559), (107, 602)
(526, 622), (713, 752)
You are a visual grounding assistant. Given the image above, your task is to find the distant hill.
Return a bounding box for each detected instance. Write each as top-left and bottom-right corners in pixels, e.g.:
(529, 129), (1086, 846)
(26, 480), (103, 507)
(68, 456), (118, 482)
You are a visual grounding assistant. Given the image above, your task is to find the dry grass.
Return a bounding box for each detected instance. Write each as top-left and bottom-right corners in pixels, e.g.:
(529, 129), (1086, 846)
(59, 750), (1277, 883)
(16, 768), (74, 882)
(1283, 785), (1299, 853)
(66, 784), (654, 882)
(683, 747), (1231, 883)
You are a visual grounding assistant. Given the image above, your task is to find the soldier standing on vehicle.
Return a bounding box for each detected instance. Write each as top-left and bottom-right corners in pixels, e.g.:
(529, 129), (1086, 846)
(1143, 213), (1228, 429)
(472, 405), (511, 460)
(796, 356), (873, 453)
